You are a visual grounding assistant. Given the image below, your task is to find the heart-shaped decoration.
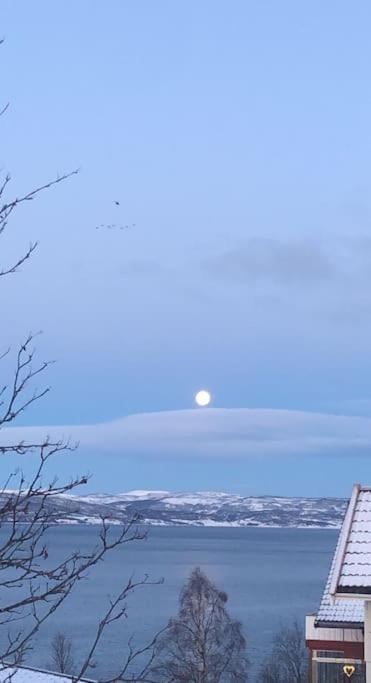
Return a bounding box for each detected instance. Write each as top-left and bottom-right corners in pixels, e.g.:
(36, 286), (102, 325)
(343, 664), (356, 678)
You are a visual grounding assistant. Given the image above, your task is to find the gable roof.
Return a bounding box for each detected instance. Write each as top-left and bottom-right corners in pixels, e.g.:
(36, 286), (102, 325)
(328, 483), (371, 598)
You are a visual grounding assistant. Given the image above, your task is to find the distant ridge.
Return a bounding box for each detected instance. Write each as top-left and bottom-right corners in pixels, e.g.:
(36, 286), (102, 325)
(0, 490), (347, 528)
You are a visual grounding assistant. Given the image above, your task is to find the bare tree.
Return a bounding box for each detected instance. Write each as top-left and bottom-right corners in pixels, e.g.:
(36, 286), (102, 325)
(256, 621), (308, 683)
(0, 41), (162, 683)
(256, 658), (282, 683)
(149, 567), (248, 683)
(49, 632), (76, 675)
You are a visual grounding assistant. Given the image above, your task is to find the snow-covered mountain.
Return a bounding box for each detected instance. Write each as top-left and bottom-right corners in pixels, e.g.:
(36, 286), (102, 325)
(0, 490), (347, 528)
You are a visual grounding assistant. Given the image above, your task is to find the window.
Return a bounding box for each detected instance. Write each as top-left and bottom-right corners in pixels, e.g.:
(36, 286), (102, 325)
(312, 661), (366, 683)
(316, 651), (344, 659)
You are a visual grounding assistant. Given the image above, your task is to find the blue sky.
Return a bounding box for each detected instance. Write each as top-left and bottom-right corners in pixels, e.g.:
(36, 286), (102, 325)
(1, 1), (371, 496)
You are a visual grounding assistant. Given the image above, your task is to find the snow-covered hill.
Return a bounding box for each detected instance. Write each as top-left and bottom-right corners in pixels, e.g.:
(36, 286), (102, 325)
(0, 490), (347, 528)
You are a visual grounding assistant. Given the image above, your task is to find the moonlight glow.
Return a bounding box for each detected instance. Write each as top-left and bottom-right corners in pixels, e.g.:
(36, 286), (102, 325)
(195, 390), (212, 407)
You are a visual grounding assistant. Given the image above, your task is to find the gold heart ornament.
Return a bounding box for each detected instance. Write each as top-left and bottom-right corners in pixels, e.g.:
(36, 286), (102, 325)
(343, 664), (356, 678)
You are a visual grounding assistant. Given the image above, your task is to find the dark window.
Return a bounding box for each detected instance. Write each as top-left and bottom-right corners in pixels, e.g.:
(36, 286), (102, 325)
(316, 651), (344, 658)
(313, 661), (365, 683)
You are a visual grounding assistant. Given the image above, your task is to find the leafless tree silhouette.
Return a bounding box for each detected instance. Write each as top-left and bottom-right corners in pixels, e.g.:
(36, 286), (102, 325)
(149, 567), (249, 683)
(48, 632), (76, 675)
(257, 621), (308, 683)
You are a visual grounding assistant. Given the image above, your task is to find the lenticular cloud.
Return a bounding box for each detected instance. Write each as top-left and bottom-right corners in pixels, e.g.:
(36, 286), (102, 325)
(1, 408), (371, 459)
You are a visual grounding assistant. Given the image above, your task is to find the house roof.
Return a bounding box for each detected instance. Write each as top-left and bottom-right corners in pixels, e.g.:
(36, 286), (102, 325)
(0, 665), (95, 682)
(328, 484), (371, 598)
(316, 524), (364, 626)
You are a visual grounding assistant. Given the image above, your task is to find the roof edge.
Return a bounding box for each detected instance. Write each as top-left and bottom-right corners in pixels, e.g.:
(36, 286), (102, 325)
(3, 664), (96, 682)
(329, 483), (360, 597)
(314, 619), (364, 629)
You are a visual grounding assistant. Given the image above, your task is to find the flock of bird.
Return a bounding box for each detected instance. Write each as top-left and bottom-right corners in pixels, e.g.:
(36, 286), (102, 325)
(95, 201), (136, 230)
(95, 223), (136, 230)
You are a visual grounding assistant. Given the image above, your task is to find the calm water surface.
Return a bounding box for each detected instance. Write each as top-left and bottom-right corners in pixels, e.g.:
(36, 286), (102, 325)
(23, 526), (337, 677)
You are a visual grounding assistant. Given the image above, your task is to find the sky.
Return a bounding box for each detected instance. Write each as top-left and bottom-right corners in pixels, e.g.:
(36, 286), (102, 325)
(1, 1), (371, 497)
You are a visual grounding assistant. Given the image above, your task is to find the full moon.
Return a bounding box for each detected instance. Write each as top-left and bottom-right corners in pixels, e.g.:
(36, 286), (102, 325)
(195, 390), (212, 407)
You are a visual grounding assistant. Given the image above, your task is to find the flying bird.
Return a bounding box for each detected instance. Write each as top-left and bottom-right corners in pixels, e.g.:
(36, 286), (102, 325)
(114, 200), (120, 206)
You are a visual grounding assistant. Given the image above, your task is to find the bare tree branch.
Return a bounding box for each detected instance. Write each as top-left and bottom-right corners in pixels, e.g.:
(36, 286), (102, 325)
(0, 333), (54, 426)
(0, 169), (78, 276)
(74, 577), (165, 683)
(0, 40), (163, 681)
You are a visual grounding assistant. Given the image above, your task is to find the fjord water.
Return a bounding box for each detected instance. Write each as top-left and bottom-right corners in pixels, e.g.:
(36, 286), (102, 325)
(26, 526), (337, 677)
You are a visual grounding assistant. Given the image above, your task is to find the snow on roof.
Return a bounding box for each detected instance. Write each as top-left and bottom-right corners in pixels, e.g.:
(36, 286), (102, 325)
(0, 665), (95, 682)
(316, 519), (364, 626)
(328, 484), (371, 597)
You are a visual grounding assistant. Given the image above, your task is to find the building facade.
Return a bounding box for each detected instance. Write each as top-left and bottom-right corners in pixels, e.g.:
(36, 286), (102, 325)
(306, 484), (371, 682)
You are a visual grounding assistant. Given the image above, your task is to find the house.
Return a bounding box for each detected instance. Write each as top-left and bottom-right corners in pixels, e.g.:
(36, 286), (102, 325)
(306, 484), (371, 681)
